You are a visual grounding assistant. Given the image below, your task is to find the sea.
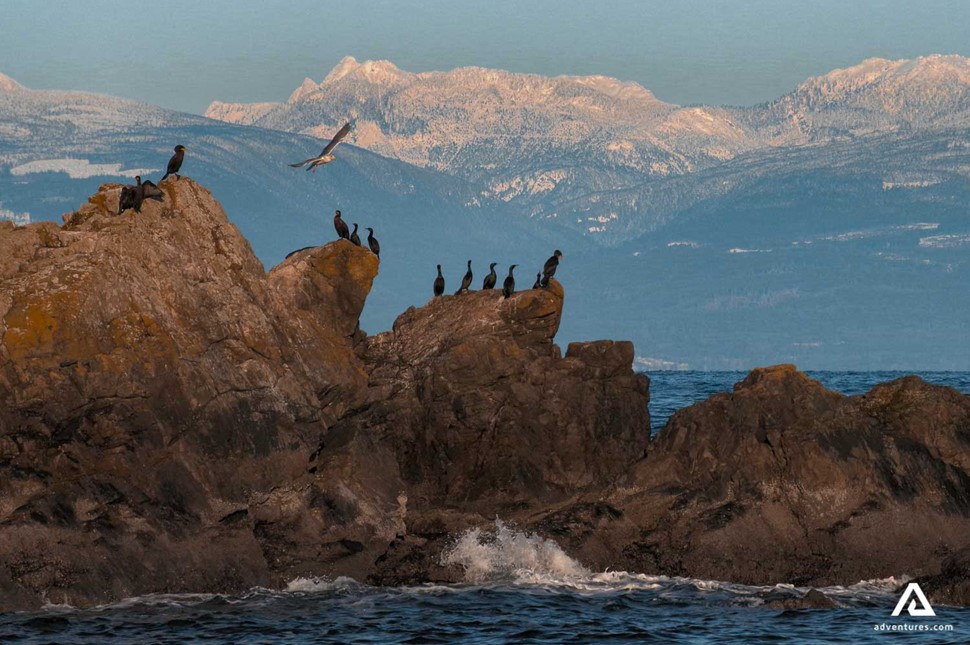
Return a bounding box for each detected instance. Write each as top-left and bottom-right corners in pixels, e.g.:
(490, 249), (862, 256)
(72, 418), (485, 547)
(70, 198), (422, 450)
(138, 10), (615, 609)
(3, 371), (970, 644)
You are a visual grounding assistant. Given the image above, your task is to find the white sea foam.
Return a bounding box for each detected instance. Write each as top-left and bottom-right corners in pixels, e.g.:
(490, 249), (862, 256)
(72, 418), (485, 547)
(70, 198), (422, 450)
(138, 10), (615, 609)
(285, 576), (360, 593)
(438, 520), (901, 606)
(441, 519), (590, 583)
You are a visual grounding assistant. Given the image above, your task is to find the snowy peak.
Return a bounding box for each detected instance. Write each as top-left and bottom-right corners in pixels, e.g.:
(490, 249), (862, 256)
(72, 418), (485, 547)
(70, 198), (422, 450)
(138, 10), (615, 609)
(789, 55), (970, 111)
(320, 56), (405, 85)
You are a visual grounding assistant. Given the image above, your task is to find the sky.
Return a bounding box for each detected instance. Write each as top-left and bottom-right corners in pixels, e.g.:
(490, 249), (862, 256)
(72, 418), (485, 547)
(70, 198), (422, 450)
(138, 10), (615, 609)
(1, 0), (969, 114)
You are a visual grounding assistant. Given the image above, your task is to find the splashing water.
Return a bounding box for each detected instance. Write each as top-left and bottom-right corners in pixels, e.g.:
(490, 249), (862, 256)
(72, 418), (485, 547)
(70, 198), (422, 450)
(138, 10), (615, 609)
(441, 519), (590, 583)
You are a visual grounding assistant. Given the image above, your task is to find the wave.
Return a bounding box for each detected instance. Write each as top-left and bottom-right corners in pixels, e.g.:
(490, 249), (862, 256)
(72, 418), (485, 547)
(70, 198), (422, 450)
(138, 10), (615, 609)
(438, 520), (901, 607)
(18, 521), (903, 614)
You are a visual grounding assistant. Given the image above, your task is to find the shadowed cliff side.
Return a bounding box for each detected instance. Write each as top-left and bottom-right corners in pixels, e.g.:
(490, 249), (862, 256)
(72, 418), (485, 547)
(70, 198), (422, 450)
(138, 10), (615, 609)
(0, 179), (650, 608)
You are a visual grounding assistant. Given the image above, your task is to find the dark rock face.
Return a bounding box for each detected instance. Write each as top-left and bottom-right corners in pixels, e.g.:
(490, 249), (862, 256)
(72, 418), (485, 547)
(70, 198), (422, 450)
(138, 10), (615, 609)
(5, 180), (970, 609)
(0, 180), (650, 609)
(542, 366), (970, 595)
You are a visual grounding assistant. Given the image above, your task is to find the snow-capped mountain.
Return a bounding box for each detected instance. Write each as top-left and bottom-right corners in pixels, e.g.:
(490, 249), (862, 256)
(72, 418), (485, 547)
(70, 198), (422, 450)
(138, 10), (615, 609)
(207, 55), (970, 241)
(206, 56), (760, 209)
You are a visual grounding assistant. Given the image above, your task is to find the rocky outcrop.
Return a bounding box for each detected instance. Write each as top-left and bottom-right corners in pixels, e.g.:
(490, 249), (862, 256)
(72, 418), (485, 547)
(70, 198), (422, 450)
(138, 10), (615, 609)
(538, 366), (970, 595)
(4, 179), (970, 610)
(0, 179), (650, 609)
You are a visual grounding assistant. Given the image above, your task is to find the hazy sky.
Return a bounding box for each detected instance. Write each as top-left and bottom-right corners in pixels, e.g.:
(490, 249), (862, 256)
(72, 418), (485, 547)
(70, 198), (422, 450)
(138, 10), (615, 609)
(2, 0), (969, 114)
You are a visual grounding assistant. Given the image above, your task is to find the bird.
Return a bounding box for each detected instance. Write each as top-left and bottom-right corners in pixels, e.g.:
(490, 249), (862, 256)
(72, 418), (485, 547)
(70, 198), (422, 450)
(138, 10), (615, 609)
(289, 122), (352, 171)
(540, 249), (563, 287)
(366, 227), (380, 257)
(482, 263), (497, 290)
(503, 265), (518, 299)
(350, 223), (362, 246)
(333, 210), (350, 240)
(161, 145), (187, 181)
(119, 176), (163, 214)
(456, 260), (473, 294)
(433, 265), (445, 297)
(118, 176), (140, 213)
(532, 272), (542, 289)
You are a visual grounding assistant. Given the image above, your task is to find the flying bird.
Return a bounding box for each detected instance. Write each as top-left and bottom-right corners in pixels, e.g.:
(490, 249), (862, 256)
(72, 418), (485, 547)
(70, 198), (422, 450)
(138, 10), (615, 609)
(433, 265), (445, 297)
(350, 223), (362, 246)
(366, 227), (380, 257)
(540, 249), (563, 287)
(333, 210), (350, 240)
(503, 265), (518, 299)
(289, 122), (352, 171)
(161, 145), (186, 181)
(482, 263), (497, 290)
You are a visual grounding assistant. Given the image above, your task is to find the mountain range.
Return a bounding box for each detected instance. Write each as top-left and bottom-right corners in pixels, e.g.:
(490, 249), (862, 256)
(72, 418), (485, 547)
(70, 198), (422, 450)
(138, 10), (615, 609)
(2, 55), (970, 369)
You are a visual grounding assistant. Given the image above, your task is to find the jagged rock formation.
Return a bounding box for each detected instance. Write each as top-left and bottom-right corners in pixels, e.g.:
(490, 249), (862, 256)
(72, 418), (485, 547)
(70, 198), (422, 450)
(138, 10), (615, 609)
(0, 179), (649, 609)
(3, 180), (970, 609)
(535, 366), (970, 596)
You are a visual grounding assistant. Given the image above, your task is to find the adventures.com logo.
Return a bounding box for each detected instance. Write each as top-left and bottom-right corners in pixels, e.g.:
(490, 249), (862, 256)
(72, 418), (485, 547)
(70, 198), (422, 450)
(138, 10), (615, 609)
(873, 583), (954, 633)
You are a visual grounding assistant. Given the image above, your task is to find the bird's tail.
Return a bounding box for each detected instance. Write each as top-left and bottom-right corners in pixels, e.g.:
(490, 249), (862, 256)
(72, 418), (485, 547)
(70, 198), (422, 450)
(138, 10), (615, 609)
(289, 159), (312, 168)
(161, 172), (170, 181)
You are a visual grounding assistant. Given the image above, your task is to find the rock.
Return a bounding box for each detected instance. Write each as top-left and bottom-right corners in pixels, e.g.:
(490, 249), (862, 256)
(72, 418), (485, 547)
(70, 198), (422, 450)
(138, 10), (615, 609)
(766, 588), (837, 610)
(545, 366), (970, 589)
(917, 546), (970, 607)
(0, 180), (649, 608)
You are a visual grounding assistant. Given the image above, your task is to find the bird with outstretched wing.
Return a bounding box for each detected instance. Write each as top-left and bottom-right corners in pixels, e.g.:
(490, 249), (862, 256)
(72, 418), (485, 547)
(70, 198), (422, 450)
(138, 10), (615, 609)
(289, 122), (352, 171)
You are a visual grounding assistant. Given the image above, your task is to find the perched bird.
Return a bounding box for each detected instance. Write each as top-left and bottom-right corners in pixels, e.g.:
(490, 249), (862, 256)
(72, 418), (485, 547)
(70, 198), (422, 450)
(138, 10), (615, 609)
(482, 263), (497, 290)
(161, 145), (187, 181)
(118, 176), (140, 213)
(138, 178), (164, 210)
(532, 272), (542, 289)
(456, 260), (473, 294)
(289, 122), (352, 171)
(333, 210), (350, 240)
(350, 223), (362, 246)
(433, 265), (445, 297)
(366, 227), (380, 257)
(540, 249), (563, 287)
(119, 176), (163, 214)
(502, 265), (518, 299)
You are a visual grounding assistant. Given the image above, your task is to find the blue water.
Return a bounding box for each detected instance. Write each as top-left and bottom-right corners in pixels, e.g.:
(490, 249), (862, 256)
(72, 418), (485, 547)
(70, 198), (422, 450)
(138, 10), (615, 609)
(3, 372), (970, 644)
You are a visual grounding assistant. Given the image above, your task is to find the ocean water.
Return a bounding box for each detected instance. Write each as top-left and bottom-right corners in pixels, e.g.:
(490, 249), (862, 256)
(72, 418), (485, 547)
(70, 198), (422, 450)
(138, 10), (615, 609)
(3, 372), (970, 644)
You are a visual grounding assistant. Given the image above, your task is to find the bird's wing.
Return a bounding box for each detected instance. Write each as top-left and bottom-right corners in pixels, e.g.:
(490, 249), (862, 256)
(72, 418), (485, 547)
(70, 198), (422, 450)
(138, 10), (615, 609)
(320, 122), (352, 156)
(289, 158), (316, 168)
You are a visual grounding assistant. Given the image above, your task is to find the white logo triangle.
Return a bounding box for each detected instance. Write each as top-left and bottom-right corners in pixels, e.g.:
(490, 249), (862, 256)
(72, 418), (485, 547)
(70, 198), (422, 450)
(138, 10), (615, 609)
(891, 582), (936, 617)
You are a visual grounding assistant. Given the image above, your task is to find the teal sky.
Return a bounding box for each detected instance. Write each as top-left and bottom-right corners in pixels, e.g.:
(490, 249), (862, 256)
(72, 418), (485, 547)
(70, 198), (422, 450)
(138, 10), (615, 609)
(2, 0), (969, 114)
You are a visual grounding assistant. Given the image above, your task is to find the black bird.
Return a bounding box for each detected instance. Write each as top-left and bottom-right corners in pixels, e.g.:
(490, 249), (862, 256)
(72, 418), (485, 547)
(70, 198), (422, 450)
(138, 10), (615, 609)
(456, 260), (473, 294)
(482, 263), (497, 290)
(540, 249), (563, 287)
(502, 265), (518, 299)
(350, 223), (362, 246)
(532, 272), (541, 289)
(118, 176), (140, 213)
(333, 210), (350, 240)
(161, 145), (186, 181)
(433, 265), (445, 297)
(120, 176), (163, 214)
(289, 122), (352, 171)
(135, 178), (164, 212)
(366, 227), (380, 257)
